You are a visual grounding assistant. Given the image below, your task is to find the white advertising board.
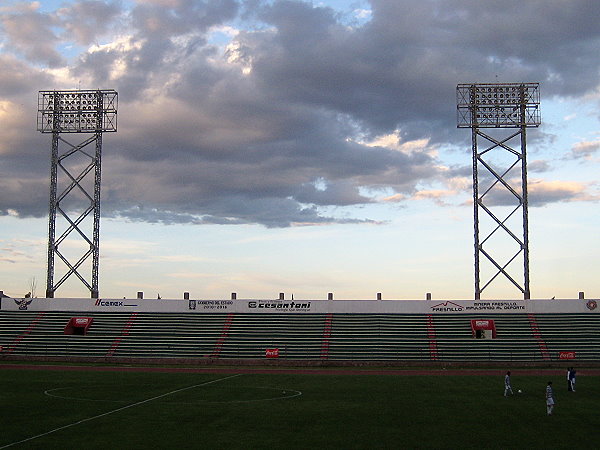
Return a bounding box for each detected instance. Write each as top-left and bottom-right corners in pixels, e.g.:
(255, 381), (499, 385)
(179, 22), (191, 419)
(2, 297), (598, 314)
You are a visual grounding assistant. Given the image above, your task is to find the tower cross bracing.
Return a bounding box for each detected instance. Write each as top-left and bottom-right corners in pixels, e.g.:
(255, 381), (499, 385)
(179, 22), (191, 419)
(38, 90), (118, 298)
(457, 83), (540, 300)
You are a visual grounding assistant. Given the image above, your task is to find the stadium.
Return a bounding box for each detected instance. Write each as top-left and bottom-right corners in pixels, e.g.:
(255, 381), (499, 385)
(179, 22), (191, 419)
(0, 83), (600, 449)
(1, 294), (600, 363)
(2, 293), (600, 449)
(2, 82), (600, 448)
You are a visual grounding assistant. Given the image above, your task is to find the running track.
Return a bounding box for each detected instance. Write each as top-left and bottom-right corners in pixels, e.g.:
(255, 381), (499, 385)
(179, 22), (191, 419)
(2, 364), (600, 377)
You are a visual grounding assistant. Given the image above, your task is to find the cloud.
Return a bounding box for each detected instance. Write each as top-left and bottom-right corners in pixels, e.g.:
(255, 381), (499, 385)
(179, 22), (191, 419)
(293, 179), (372, 207)
(57, 0), (123, 45)
(528, 179), (599, 206)
(462, 177), (599, 208)
(0, 54), (52, 97)
(0, 237), (45, 264)
(0, 3), (64, 67)
(567, 140), (600, 160)
(1, 0), (600, 228)
(528, 159), (552, 173)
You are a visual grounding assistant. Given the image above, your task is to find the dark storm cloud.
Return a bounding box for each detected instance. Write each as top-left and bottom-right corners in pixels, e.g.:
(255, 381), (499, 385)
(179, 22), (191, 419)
(1, 0), (599, 227)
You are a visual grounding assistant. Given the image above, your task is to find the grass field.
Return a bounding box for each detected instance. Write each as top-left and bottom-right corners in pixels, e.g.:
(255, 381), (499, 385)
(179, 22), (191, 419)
(1, 365), (599, 449)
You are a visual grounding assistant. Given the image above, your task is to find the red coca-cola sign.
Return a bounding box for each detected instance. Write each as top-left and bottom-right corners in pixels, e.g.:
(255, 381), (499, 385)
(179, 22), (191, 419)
(559, 351), (576, 360)
(265, 348), (279, 358)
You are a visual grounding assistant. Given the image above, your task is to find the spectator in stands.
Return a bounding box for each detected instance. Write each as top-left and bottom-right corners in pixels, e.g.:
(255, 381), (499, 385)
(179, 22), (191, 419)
(546, 381), (555, 415)
(504, 371), (513, 396)
(570, 368), (576, 392)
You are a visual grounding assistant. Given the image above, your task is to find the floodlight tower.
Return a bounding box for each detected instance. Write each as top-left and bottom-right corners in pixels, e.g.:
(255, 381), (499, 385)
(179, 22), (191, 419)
(457, 83), (540, 300)
(37, 90), (118, 298)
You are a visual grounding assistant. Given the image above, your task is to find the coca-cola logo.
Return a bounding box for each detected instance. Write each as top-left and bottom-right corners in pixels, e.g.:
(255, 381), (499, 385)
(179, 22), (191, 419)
(265, 348), (279, 358)
(559, 351), (576, 360)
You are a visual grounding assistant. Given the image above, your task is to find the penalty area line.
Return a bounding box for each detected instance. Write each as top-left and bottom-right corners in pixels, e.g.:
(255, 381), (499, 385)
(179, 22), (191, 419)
(0, 373), (242, 449)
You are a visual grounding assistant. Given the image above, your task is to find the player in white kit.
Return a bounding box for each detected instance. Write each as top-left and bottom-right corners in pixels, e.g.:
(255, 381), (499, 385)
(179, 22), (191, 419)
(546, 381), (555, 415)
(504, 371), (513, 396)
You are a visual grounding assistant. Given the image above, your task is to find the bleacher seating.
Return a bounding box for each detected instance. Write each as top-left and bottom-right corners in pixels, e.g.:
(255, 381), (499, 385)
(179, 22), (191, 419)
(433, 314), (544, 361)
(0, 311), (129, 358)
(326, 314), (430, 360)
(219, 314), (325, 359)
(533, 314), (600, 361)
(1, 310), (600, 361)
(111, 313), (229, 358)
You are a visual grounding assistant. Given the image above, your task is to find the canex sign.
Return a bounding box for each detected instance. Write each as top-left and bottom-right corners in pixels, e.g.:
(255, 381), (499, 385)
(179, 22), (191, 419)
(94, 299), (138, 307)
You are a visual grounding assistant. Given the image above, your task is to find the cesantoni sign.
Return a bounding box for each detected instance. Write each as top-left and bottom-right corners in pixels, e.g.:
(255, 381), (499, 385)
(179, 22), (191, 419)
(247, 300), (313, 312)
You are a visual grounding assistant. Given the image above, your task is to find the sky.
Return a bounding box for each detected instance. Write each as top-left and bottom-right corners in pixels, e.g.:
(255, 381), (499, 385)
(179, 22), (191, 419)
(0, 0), (599, 300)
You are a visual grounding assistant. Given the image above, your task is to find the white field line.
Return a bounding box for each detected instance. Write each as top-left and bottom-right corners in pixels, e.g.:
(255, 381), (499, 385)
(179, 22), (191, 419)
(44, 387), (128, 403)
(0, 373), (242, 449)
(215, 388), (303, 403)
(45, 385), (302, 404)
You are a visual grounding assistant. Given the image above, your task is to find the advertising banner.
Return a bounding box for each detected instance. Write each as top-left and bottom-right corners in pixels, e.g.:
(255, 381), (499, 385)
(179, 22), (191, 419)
(1, 297), (598, 315)
(265, 348), (279, 358)
(558, 351), (576, 360)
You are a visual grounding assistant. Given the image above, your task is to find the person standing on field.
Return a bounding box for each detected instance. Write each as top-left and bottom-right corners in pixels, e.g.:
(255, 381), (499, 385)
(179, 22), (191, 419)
(570, 368), (576, 392)
(546, 381), (555, 415)
(567, 367), (572, 391)
(504, 371), (513, 396)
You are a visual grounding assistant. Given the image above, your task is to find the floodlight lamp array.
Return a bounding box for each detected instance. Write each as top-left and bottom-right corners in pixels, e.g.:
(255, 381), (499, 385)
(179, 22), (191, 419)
(457, 83), (540, 128)
(37, 90), (118, 133)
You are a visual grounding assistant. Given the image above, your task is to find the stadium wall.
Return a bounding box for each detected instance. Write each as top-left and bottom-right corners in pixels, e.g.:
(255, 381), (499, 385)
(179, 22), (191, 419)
(2, 297), (598, 314)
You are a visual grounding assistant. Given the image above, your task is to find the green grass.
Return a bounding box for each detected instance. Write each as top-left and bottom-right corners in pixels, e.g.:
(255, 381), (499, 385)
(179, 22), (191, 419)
(1, 367), (598, 449)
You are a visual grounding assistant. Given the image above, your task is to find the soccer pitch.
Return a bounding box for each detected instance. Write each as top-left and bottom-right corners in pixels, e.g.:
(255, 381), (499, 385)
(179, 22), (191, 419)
(1, 365), (598, 449)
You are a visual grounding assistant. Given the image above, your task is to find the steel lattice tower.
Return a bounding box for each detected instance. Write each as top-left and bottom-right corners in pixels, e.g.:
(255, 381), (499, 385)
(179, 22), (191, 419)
(38, 90), (118, 298)
(457, 83), (540, 300)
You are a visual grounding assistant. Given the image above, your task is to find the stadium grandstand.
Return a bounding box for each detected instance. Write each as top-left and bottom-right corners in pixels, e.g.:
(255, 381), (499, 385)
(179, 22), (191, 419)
(1, 294), (599, 363)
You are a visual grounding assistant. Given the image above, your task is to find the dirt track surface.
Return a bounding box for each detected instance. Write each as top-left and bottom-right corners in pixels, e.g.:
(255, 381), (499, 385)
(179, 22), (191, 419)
(2, 364), (600, 377)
